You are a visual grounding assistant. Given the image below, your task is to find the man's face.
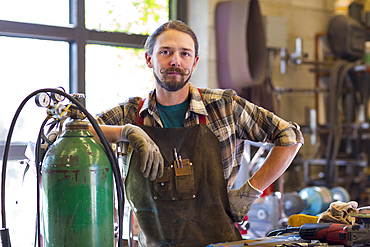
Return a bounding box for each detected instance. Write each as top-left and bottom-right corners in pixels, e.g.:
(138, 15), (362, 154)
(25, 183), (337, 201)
(145, 29), (199, 92)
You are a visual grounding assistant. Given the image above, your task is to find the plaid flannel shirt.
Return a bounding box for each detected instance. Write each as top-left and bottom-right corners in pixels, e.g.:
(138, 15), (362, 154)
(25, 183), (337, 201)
(95, 83), (304, 191)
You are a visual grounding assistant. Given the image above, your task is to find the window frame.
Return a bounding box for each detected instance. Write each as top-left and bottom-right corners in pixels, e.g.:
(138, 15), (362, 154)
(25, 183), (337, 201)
(0, 0), (187, 159)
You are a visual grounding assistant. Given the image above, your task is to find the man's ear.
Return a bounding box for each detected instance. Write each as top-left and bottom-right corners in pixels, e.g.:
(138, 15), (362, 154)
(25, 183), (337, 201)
(192, 56), (200, 72)
(145, 52), (153, 68)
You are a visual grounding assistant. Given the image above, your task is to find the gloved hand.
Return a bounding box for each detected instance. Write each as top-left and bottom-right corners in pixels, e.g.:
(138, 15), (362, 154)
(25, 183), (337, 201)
(121, 124), (164, 180)
(228, 180), (263, 222)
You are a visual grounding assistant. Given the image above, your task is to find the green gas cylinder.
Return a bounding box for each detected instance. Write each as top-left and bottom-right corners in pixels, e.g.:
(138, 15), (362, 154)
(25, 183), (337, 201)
(41, 119), (114, 247)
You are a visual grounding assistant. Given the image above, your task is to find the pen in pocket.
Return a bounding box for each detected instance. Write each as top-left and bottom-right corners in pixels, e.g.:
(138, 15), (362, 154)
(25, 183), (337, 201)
(173, 148), (180, 168)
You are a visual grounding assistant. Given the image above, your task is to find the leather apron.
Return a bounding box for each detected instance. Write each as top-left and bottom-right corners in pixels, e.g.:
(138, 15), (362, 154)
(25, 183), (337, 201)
(125, 124), (242, 247)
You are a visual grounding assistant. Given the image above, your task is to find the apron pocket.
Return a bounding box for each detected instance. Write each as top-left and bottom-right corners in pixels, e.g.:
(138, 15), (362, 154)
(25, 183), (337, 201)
(153, 160), (196, 201)
(174, 159), (195, 200)
(153, 167), (174, 200)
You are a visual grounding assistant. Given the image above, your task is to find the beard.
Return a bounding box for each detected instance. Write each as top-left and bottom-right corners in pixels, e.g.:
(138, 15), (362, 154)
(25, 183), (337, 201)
(154, 66), (192, 92)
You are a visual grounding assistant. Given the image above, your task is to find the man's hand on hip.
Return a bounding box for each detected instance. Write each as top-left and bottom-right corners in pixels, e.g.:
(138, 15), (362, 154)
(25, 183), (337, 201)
(228, 180), (262, 222)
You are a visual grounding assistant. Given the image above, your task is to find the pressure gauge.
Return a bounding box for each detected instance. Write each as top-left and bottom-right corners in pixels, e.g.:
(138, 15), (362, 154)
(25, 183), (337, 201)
(35, 92), (51, 107)
(51, 87), (66, 102)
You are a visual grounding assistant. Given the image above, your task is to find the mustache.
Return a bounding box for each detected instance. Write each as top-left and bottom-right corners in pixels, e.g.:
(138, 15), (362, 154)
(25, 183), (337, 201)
(160, 67), (190, 76)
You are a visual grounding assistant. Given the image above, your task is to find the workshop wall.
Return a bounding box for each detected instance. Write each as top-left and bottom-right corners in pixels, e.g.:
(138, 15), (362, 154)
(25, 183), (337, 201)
(188, 0), (336, 159)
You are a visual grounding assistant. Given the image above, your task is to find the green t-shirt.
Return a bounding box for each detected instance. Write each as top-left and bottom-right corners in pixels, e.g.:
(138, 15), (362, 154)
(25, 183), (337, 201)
(156, 98), (189, 128)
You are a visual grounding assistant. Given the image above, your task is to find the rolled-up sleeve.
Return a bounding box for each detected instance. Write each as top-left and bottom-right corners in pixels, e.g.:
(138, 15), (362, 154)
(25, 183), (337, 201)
(273, 121), (304, 146)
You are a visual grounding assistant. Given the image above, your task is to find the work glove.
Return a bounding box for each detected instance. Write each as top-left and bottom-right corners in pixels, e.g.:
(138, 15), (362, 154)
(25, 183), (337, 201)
(228, 180), (263, 222)
(121, 124), (164, 180)
(318, 201), (358, 225)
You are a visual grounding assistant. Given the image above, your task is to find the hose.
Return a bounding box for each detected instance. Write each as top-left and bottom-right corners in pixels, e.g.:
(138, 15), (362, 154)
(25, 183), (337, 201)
(1, 88), (125, 247)
(325, 60), (346, 186)
(34, 116), (51, 247)
(265, 227), (300, 237)
(325, 60), (361, 186)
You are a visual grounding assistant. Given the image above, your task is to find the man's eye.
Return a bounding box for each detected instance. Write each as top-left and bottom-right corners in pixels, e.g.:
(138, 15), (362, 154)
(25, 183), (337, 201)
(160, 50), (170, 55)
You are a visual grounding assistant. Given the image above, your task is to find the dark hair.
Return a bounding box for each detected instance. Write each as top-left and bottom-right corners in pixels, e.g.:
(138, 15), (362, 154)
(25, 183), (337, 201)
(144, 20), (199, 58)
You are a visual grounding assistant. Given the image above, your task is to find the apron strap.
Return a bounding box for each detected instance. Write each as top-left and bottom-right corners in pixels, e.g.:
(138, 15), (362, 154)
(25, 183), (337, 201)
(197, 89), (206, 125)
(136, 98), (145, 125)
(136, 89), (206, 125)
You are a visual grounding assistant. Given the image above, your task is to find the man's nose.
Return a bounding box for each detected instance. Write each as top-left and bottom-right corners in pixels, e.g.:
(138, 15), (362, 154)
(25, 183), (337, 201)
(170, 52), (181, 67)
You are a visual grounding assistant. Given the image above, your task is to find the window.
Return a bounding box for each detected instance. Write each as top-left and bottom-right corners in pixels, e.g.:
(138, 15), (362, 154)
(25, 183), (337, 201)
(0, 0), (69, 26)
(85, 0), (170, 34)
(0, 1), (186, 246)
(85, 45), (154, 116)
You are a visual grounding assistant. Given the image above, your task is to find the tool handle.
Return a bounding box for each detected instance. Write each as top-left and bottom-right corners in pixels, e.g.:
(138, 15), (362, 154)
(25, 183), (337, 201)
(299, 223), (334, 239)
(300, 223), (348, 246)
